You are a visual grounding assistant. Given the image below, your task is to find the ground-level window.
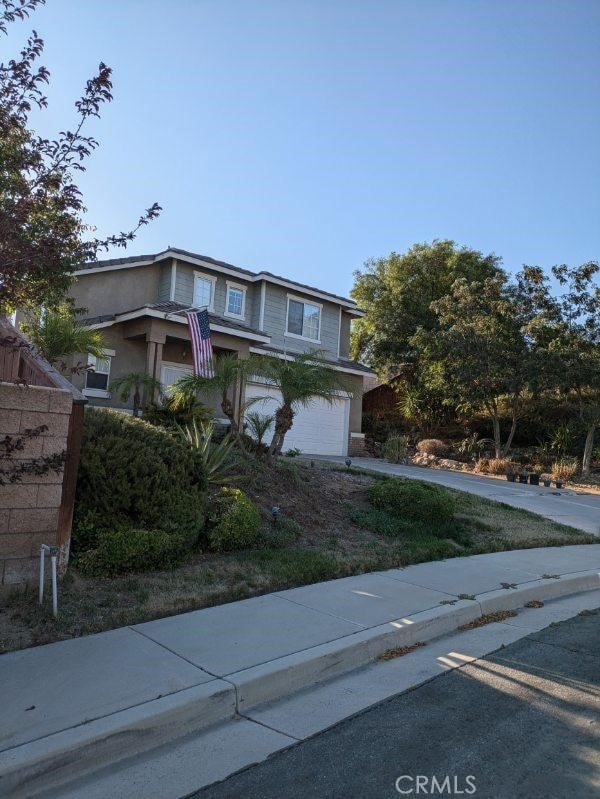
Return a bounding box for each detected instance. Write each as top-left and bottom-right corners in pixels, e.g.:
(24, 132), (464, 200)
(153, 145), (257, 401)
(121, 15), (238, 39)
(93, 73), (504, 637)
(286, 297), (321, 341)
(160, 363), (194, 395)
(85, 352), (113, 394)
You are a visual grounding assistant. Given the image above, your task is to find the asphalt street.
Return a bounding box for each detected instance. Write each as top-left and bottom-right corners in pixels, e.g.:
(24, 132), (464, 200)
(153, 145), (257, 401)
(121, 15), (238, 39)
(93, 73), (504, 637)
(191, 610), (600, 799)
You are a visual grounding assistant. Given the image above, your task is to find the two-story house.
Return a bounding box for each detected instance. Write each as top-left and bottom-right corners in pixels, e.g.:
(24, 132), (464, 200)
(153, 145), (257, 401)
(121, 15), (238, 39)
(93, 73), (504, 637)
(67, 248), (372, 455)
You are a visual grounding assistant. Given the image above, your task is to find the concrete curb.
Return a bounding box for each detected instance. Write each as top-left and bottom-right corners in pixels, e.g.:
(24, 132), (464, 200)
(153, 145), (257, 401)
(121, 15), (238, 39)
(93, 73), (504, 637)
(231, 570), (600, 711)
(0, 680), (235, 797)
(2, 570), (599, 796)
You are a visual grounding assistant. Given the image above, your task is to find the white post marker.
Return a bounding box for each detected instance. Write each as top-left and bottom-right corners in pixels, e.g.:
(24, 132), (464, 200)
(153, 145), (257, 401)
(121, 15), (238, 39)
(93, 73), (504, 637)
(39, 544), (59, 617)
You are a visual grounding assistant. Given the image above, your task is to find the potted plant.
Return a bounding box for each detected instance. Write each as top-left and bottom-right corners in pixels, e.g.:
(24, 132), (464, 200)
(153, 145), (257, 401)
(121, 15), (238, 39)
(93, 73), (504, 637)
(518, 472), (528, 484)
(541, 474), (551, 488)
(505, 462), (518, 482)
(529, 473), (540, 486)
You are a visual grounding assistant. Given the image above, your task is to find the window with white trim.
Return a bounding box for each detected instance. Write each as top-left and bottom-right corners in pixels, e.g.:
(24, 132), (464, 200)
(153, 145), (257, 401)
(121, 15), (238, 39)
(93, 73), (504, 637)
(85, 353), (112, 393)
(226, 284), (246, 318)
(193, 273), (215, 310)
(286, 298), (321, 341)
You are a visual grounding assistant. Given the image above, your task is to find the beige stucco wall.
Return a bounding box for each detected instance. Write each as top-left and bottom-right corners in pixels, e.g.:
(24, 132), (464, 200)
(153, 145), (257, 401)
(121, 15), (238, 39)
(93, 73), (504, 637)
(70, 264), (162, 317)
(346, 372), (364, 434)
(0, 383), (73, 585)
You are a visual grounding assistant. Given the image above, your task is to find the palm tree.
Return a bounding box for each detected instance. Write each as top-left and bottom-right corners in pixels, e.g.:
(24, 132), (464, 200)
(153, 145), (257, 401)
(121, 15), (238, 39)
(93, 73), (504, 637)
(245, 411), (275, 447)
(254, 351), (350, 460)
(171, 353), (253, 437)
(110, 372), (164, 417)
(22, 306), (105, 366)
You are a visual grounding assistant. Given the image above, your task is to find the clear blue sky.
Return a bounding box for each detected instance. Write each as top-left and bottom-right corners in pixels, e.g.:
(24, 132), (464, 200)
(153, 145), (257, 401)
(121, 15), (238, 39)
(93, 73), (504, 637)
(5, 0), (599, 297)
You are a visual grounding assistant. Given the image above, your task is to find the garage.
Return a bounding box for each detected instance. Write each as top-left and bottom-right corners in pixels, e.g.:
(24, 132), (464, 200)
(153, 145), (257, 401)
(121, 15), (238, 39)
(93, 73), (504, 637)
(244, 382), (351, 456)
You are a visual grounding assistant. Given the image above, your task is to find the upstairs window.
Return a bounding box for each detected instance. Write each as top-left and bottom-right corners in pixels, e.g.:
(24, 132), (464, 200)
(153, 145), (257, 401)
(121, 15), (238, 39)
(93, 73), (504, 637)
(226, 283), (246, 318)
(193, 273), (216, 311)
(286, 297), (321, 341)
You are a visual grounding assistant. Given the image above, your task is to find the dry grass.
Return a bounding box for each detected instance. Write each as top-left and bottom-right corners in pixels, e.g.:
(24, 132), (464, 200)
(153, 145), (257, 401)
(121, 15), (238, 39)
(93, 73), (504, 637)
(524, 600), (544, 608)
(378, 642), (426, 661)
(458, 610), (518, 630)
(0, 461), (595, 655)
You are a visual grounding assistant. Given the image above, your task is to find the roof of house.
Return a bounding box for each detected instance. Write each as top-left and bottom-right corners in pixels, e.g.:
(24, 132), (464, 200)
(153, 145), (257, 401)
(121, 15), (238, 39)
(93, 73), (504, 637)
(81, 302), (268, 340)
(76, 247), (362, 310)
(249, 344), (375, 375)
(148, 302), (266, 337)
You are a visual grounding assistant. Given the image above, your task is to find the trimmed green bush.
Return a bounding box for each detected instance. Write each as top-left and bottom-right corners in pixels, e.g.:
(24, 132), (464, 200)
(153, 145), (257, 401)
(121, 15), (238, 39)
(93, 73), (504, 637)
(368, 478), (455, 525)
(77, 528), (188, 576)
(208, 488), (262, 551)
(74, 408), (207, 552)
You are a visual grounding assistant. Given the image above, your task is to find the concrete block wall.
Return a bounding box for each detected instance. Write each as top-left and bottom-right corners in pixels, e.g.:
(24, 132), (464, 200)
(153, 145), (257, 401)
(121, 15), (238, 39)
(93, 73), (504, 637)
(0, 383), (73, 585)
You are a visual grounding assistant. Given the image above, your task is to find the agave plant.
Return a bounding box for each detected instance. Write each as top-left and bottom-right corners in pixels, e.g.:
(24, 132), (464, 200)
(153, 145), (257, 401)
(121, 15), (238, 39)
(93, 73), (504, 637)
(178, 419), (238, 485)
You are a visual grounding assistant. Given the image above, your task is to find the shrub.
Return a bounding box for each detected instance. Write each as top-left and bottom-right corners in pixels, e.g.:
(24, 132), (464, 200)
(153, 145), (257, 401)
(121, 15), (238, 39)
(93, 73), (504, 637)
(368, 478), (455, 525)
(382, 434), (409, 464)
(144, 394), (212, 430)
(209, 488), (262, 551)
(77, 528), (188, 576)
(475, 457), (518, 475)
(416, 439), (448, 457)
(550, 459), (578, 483)
(74, 408), (206, 552)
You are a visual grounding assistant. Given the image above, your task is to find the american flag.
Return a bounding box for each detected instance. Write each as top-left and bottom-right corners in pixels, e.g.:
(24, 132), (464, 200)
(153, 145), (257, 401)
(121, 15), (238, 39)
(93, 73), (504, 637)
(186, 309), (215, 378)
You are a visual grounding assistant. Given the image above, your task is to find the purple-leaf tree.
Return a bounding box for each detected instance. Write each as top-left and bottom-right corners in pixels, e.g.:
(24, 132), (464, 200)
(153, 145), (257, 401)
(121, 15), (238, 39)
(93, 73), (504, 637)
(0, 0), (161, 313)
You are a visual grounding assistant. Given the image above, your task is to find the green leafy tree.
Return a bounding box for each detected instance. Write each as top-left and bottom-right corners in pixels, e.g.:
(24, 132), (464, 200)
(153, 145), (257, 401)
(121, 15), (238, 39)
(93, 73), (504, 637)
(0, 0), (160, 313)
(414, 276), (531, 458)
(518, 262), (599, 475)
(350, 240), (503, 375)
(110, 372), (164, 417)
(21, 305), (105, 367)
(254, 351), (350, 459)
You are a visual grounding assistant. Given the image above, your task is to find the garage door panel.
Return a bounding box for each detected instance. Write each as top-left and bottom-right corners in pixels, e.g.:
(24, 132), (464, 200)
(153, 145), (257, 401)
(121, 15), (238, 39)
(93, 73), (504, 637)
(244, 383), (349, 456)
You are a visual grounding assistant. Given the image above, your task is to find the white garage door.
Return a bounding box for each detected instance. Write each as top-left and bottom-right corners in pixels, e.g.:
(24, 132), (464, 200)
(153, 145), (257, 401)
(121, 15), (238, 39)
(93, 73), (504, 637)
(244, 382), (350, 456)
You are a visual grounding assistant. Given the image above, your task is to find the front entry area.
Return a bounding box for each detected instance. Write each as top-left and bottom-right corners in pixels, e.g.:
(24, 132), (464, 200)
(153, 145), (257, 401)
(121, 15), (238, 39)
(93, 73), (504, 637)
(244, 382), (351, 456)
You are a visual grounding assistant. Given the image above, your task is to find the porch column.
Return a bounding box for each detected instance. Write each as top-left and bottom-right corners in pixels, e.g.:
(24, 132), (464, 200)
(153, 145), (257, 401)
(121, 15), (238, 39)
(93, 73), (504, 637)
(145, 332), (165, 405)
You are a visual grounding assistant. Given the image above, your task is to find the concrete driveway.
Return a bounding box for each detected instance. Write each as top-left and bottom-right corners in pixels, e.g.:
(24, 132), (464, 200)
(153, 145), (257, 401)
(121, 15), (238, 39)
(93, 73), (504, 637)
(318, 457), (600, 536)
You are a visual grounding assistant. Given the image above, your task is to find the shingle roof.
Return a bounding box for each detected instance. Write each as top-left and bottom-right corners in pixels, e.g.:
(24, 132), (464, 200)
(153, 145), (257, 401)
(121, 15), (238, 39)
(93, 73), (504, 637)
(81, 302), (267, 339)
(251, 344), (374, 374)
(78, 313), (116, 325)
(80, 247), (358, 307)
(147, 302), (265, 337)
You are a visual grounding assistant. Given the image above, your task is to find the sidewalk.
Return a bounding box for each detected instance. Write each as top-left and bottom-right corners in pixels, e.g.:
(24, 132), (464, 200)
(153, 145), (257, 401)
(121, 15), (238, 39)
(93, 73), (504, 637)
(1, 545), (600, 795)
(318, 456), (600, 535)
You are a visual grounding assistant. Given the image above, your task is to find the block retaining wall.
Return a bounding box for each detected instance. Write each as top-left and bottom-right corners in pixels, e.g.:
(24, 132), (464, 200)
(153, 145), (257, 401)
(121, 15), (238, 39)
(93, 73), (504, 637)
(0, 383), (74, 585)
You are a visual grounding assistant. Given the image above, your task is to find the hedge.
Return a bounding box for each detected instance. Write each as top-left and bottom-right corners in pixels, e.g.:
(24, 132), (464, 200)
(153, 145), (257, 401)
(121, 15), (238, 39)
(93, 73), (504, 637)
(73, 408), (207, 553)
(368, 478), (455, 525)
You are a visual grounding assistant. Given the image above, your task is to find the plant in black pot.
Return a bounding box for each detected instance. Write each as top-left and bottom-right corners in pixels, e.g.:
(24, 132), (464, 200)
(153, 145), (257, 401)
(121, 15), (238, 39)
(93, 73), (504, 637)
(505, 463), (518, 482)
(541, 474), (551, 488)
(529, 473), (540, 486)
(518, 472), (528, 484)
